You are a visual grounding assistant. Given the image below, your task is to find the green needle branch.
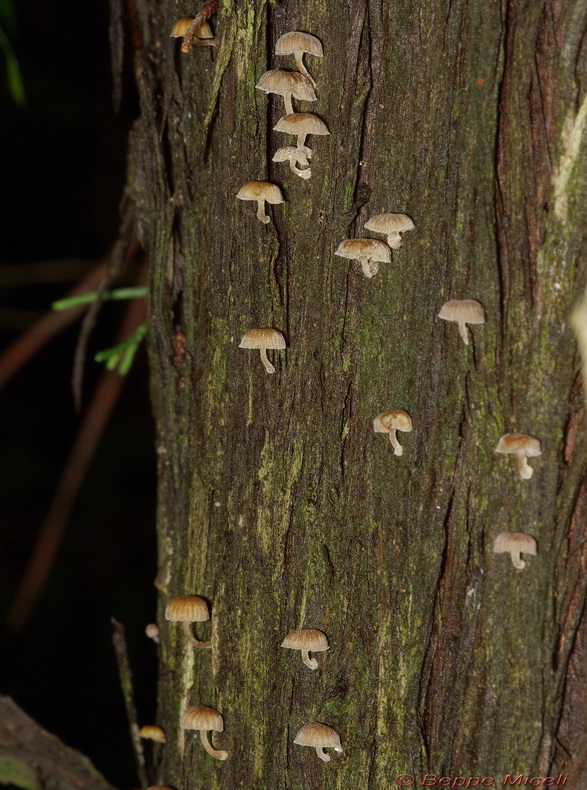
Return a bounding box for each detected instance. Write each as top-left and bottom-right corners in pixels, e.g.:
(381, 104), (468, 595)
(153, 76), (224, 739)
(52, 287), (148, 311)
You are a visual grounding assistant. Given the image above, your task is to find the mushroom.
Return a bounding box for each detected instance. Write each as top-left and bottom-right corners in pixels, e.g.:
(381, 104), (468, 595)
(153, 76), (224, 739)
(275, 31), (323, 88)
(272, 146), (312, 179)
(236, 181), (284, 224)
(165, 595), (211, 648)
(145, 623), (160, 643)
(364, 213), (415, 249)
(335, 238), (391, 278)
(147, 787), (175, 790)
(438, 299), (486, 345)
(281, 629), (329, 670)
(373, 410), (413, 456)
(256, 70), (316, 116)
(495, 433), (542, 480)
(182, 706), (228, 761)
(170, 18), (216, 46)
(239, 328), (286, 374)
(294, 723), (342, 762)
(493, 532), (538, 569)
(139, 725), (166, 743)
(273, 113), (329, 157)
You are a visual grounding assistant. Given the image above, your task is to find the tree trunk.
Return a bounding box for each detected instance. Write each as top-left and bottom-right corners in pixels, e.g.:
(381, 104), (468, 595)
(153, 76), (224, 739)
(124, 0), (587, 787)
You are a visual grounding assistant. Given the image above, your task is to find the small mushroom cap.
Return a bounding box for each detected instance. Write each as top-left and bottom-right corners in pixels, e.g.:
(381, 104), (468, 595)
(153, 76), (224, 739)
(273, 113), (330, 137)
(170, 17), (195, 37)
(256, 70), (316, 102)
(272, 146), (310, 166)
(493, 532), (537, 556)
(148, 786), (175, 790)
(139, 725), (166, 743)
(165, 595), (210, 623)
(182, 706), (224, 733)
(373, 409), (413, 433)
(281, 629), (329, 652)
(364, 213), (415, 234)
(239, 328), (286, 350)
(236, 181), (284, 205)
(335, 239), (391, 263)
(495, 433), (542, 457)
(438, 299), (486, 325)
(294, 723), (342, 750)
(275, 31), (324, 58)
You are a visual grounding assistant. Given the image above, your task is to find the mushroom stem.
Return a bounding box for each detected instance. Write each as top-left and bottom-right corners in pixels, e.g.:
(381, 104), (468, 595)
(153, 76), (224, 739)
(296, 132), (309, 150)
(457, 321), (470, 345)
(388, 430), (403, 456)
(294, 52), (315, 87)
(360, 259), (380, 278)
(302, 650), (318, 670)
(181, 622), (211, 649)
(316, 747), (330, 763)
(284, 94), (294, 116)
(516, 452), (534, 480)
(199, 729), (229, 761)
(255, 199), (270, 224)
(260, 348), (275, 374)
(387, 232), (403, 249)
(510, 551), (526, 570)
(289, 160), (312, 179)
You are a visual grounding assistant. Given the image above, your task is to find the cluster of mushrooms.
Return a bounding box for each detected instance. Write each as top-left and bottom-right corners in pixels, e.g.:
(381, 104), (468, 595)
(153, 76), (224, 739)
(142, 597), (341, 769)
(152, 19), (543, 788)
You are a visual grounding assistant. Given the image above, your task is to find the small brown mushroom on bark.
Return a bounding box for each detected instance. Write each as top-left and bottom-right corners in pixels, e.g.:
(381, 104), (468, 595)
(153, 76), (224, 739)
(139, 725), (166, 743)
(182, 706), (228, 761)
(170, 18), (216, 46)
(239, 328), (286, 374)
(495, 433), (542, 480)
(275, 31), (324, 88)
(256, 70), (316, 116)
(236, 181), (284, 224)
(165, 595), (211, 648)
(438, 299), (485, 345)
(294, 723), (342, 762)
(281, 629), (329, 670)
(335, 238), (391, 278)
(373, 410), (413, 456)
(272, 146), (312, 179)
(364, 212), (415, 249)
(493, 532), (537, 569)
(273, 113), (329, 157)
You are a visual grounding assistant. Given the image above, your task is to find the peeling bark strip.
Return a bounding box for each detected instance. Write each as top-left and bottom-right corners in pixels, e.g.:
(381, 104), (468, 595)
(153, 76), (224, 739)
(125, 0), (587, 787)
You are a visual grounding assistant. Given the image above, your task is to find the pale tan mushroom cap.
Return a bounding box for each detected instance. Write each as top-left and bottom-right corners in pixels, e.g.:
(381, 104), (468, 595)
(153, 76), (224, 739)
(438, 299), (486, 325)
(139, 725), (166, 743)
(281, 629), (329, 652)
(365, 213), (415, 234)
(273, 113), (330, 137)
(256, 70), (316, 102)
(495, 433), (542, 457)
(294, 723), (342, 750)
(170, 17), (195, 37)
(275, 31), (323, 58)
(272, 146), (310, 165)
(335, 239), (391, 263)
(373, 409), (413, 433)
(239, 328), (286, 350)
(182, 706), (224, 733)
(236, 181), (284, 205)
(165, 595), (210, 623)
(493, 532), (537, 556)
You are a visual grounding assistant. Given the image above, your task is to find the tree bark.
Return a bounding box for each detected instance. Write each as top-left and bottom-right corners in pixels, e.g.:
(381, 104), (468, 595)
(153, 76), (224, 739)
(124, 0), (587, 787)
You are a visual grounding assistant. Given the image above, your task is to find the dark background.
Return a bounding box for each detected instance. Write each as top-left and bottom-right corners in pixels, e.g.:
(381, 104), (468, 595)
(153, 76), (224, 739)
(0, 1), (156, 787)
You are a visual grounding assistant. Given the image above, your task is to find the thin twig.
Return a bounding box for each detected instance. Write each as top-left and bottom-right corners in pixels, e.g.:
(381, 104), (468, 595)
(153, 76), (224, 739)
(72, 197), (137, 411)
(111, 619), (149, 789)
(181, 0), (218, 53)
(6, 280), (146, 629)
